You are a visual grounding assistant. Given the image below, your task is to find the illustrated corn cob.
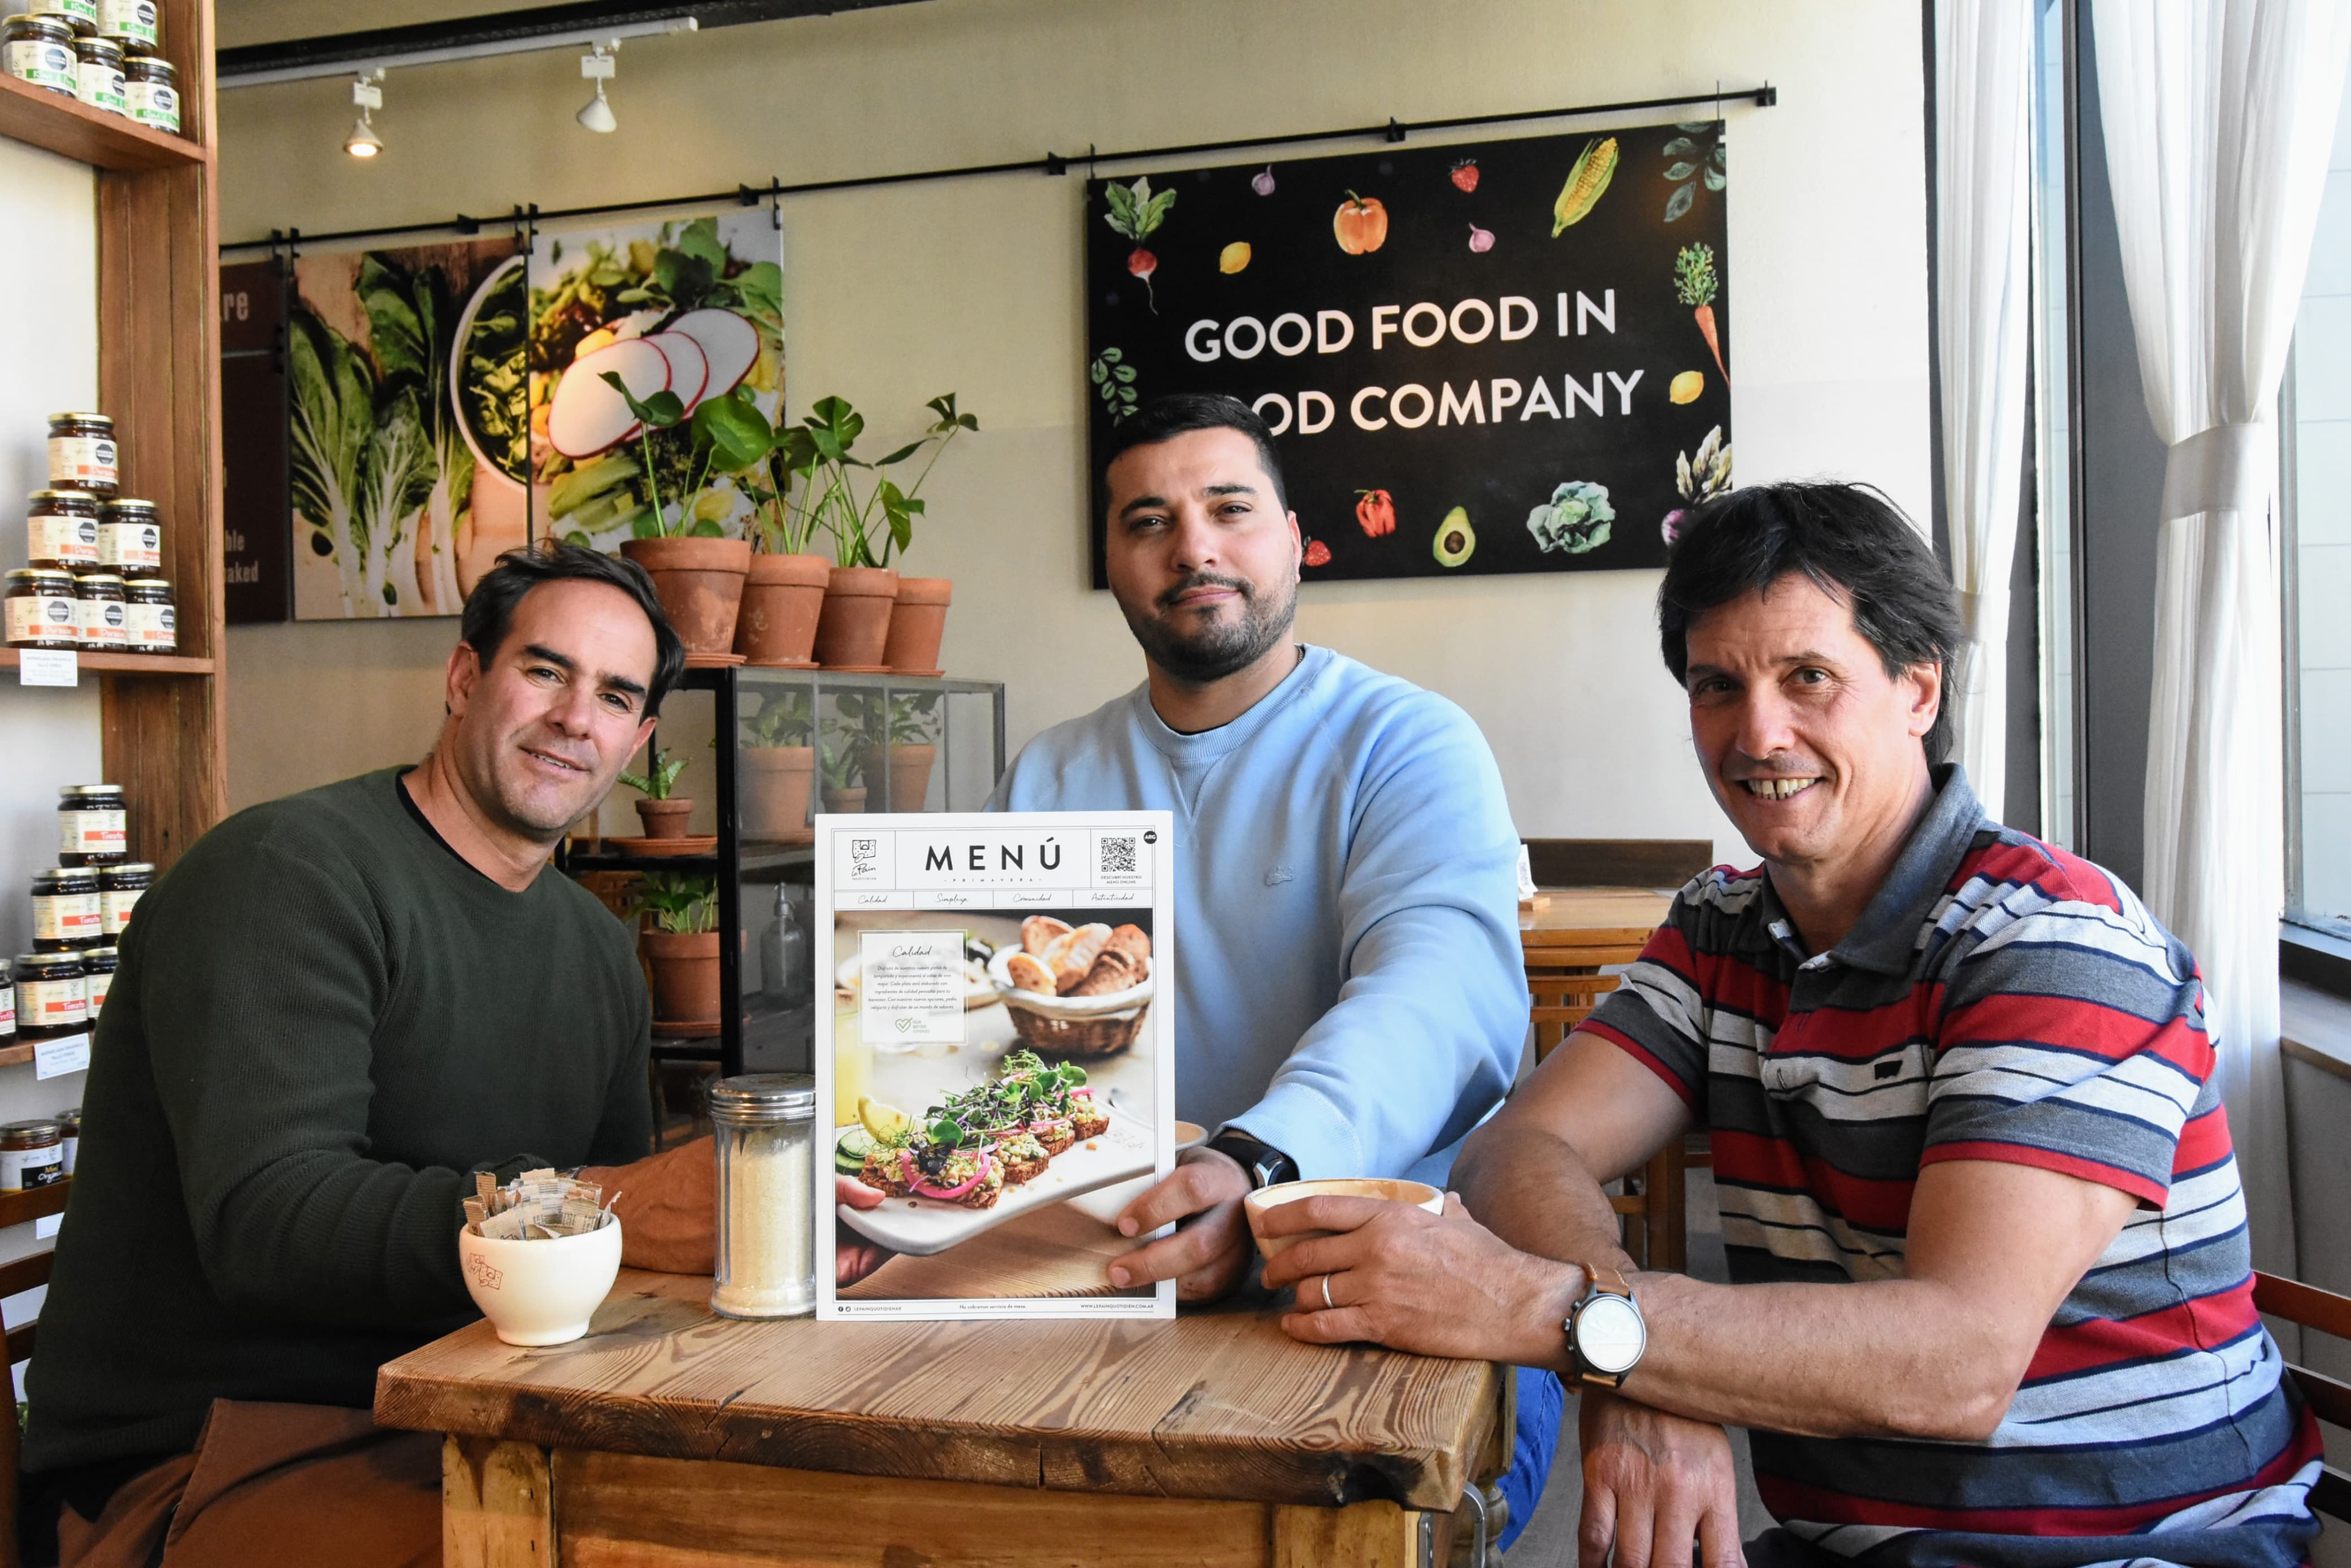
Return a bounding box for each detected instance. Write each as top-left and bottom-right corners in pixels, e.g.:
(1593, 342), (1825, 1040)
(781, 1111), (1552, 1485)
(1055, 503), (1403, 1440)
(1552, 137), (1619, 235)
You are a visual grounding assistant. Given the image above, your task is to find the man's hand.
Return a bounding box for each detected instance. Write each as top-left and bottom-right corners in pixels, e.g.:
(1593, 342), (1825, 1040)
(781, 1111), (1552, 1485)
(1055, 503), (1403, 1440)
(835, 1176), (896, 1287)
(582, 1137), (713, 1275)
(1258, 1193), (1580, 1364)
(1578, 1391), (1746, 1568)
(1106, 1147), (1254, 1302)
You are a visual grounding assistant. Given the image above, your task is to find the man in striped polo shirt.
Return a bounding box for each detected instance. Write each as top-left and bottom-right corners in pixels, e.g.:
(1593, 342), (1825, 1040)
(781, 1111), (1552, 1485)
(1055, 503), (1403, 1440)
(1255, 481), (2320, 1568)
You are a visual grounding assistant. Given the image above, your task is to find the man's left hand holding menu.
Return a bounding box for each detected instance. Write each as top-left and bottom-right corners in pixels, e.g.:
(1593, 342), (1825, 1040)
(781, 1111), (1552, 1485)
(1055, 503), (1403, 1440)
(26, 544), (714, 1567)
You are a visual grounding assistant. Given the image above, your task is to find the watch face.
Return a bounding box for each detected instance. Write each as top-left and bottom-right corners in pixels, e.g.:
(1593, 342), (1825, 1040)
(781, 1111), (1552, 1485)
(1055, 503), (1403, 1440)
(1577, 1294), (1646, 1375)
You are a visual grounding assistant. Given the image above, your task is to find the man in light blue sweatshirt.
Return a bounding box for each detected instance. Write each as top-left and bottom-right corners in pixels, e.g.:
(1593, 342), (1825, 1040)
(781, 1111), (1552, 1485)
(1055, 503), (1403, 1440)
(988, 394), (1557, 1541)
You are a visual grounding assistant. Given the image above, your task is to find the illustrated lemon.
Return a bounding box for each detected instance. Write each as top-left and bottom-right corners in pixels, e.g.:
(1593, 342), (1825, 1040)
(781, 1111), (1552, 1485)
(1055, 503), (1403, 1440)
(1219, 242), (1252, 275)
(858, 1096), (912, 1141)
(1670, 370), (1705, 405)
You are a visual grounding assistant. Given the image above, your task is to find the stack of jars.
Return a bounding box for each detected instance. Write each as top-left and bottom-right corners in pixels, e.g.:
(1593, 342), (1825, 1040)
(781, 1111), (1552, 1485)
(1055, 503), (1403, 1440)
(0, 2), (181, 136)
(11, 785), (146, 1065)
(5, 412), (178, 657)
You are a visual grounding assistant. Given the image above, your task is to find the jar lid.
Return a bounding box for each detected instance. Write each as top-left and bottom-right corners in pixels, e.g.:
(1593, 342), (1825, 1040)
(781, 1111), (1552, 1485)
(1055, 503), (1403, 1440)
(32, 868), (95, 887)
(124, 53), (170, 76)
(76, 574), (124, 590)
(127, 579), (171, 595)
(58, 1109), (80, 1128)
(28, 490), (99, 509)
(1, 1120), (63, 1139)
(74, 34), (119, 56)
(98, 498), (155, 516)
(708, 1072), (816, 1119)
(11, 953), (79, 972)
(7, 15), (74, 38)
(47, 412), (111, 429)
(7, 568), (72, 585)
(103, 862), (155, 876)
(60, 784), (122, 798)
(77, 946), (118, 962)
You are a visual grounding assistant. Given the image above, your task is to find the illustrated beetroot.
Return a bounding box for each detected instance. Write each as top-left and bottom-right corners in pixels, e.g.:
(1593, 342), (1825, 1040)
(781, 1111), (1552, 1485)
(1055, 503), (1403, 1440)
(1468, 223), (1495, 253)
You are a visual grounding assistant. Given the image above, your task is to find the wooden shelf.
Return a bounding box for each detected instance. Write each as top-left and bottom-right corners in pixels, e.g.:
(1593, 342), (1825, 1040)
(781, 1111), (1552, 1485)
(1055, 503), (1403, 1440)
(0, 649), (215, 677)
(0, 1178), (70, 1231)
(0, 71), (207, 171)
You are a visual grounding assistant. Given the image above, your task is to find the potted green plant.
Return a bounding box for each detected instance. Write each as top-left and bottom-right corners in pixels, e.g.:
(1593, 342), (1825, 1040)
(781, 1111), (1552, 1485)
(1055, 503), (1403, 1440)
(838, 690), (942, 811)
(872, 396), (977, 675)
(631, 872), (720, 1024)
(618, 742), (693, 839)
(818, 726), (867, 814)
(595, 375), (758, 657)
(738, 688), (816, 840)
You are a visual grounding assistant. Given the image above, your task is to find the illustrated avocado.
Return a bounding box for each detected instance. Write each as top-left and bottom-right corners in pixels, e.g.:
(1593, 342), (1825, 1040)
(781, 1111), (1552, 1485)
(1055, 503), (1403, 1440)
(1433, 506), (1476, 568)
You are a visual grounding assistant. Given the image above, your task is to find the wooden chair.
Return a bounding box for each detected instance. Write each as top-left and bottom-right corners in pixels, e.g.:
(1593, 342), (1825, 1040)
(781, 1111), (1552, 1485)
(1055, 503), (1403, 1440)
(2250, 1271), (2351, 1521)
(0, 1246), (57, 1568)
(1522, 839), (1713, 892)
(1524, 936), (1687, 1272)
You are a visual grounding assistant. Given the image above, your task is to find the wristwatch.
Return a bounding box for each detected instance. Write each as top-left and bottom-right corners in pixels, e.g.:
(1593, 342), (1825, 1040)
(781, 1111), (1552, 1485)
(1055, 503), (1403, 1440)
(1207, 1129), (1299, 1189)
(1565, 1263), (1647, 1388)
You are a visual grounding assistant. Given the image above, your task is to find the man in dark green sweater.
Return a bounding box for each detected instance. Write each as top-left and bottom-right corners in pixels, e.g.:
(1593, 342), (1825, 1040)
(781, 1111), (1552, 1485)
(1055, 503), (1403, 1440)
(25, 542), (705, 1567)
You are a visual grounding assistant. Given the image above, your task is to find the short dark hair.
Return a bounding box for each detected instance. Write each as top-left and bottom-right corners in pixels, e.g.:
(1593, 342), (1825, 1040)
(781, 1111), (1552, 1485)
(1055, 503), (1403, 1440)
(1658, 481), (1963, 766)
(461, 541), (687, 715)
(1103, 393), (1289, 515)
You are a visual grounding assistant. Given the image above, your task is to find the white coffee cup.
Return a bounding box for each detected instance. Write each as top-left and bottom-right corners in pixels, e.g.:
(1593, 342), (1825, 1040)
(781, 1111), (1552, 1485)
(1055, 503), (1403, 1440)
(1243, 1177), (1445, 1259)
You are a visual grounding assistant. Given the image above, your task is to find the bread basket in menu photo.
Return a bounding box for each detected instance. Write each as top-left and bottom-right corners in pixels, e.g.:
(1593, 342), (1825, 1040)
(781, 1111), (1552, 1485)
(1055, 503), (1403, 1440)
(987, 917), (1155, 1058)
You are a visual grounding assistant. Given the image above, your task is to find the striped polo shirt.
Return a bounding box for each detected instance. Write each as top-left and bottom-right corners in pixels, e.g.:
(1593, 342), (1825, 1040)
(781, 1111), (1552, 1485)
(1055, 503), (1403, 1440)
(1584, 767), (2319, 1568)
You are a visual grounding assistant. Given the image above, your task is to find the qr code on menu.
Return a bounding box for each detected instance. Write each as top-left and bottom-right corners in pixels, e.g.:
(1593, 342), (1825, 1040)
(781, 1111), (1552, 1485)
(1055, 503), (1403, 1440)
(1100, 836), (1138, 875)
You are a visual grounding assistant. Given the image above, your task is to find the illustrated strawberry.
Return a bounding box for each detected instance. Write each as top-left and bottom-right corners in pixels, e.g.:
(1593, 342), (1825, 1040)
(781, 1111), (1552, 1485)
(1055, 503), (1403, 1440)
(1450, 159), (1480, 194)
(1354, 489), (1396, 538)
(1303, 537), (1331, 568)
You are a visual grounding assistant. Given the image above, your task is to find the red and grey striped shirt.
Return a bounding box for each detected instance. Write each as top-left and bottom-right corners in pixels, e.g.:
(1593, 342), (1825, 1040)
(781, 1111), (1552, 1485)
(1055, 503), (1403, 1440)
(1584, 767), (2319, 1568)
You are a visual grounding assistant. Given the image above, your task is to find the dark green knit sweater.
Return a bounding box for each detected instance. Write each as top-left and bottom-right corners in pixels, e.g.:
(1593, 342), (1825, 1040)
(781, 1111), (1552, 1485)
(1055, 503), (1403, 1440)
(24, 768), (653, 1472)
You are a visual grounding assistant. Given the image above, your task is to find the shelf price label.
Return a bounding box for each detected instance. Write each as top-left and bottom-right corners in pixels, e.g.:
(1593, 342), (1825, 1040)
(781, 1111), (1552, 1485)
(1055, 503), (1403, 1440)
(18, 649), (78, 687)
(35, 1031), (91, 1079)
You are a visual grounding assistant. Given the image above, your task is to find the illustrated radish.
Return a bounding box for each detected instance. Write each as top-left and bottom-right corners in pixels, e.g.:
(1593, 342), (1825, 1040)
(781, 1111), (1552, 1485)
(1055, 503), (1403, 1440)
(643, 332), (709, 416)
(662, 308), (761, 402)
(1468, 223), (1495, 253)
(547, 338), (669, 458)
(1129, 247), (1159, 294)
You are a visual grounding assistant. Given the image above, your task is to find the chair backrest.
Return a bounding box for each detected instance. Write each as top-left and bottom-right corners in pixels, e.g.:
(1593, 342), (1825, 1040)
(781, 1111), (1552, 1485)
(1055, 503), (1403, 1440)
(1523, 839), (1713, 891)
(2250, 1271), (2351, 1521)
(0, 1246), (57, 1568)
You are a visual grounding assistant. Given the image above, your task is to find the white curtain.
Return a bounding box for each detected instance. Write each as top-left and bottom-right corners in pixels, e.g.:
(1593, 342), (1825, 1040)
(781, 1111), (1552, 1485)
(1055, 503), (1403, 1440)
(2093, 0), (2351, 1276)
(1937, 0), (2035, 826)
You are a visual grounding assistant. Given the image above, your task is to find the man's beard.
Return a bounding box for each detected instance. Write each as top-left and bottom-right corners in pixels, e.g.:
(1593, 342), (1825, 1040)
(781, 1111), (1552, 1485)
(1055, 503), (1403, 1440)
(1117, 571), (1297, 685)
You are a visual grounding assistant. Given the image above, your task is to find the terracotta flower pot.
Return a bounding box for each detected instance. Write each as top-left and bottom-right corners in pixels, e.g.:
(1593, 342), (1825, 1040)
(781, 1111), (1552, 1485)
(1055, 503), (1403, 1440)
(734, 553), (831, 666)
(740, 746), (816, 840)
(620, 536), (752, 657)
(865, 743), (937, 811)
(822, 785), (868, 815)
(641, 928), (722, 1024)
(635, 798), (694, 839)
(812, 566), (898, 670)
(882, 577), (952, 675)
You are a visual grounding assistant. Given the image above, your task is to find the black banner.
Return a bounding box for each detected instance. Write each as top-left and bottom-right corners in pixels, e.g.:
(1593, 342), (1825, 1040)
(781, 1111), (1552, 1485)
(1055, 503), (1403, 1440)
(1085, 122), (1732, 584)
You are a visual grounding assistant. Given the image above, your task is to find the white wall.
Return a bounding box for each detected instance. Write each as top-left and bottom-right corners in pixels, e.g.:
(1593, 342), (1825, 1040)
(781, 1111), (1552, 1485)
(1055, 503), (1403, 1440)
(217, 0), (1933, 855)
(0, 138), (101, 1302)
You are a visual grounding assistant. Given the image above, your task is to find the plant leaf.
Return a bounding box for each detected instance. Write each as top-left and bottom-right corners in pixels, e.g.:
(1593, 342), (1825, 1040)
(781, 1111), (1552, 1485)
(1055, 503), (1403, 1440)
(1663, 137), (1697, 156)
(1703, 167), (1726, 192)
(1664, 183), (1695, 222)
(692, 394), (775, 471)
(874, 441), (926, 467)
(1663, 160), (1698, 181)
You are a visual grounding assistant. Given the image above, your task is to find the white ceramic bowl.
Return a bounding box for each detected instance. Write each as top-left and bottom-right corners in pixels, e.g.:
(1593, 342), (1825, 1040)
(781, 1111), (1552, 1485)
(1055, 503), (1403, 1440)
(457, 1218), (623, 1346)
(1244, 1178), (1444, 1259)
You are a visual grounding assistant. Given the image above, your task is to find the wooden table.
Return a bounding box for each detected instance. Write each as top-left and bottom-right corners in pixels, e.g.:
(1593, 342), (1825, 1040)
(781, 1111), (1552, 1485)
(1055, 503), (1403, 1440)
(1518, 887), (1674, 952)
(378, 1268), (1508, 1567)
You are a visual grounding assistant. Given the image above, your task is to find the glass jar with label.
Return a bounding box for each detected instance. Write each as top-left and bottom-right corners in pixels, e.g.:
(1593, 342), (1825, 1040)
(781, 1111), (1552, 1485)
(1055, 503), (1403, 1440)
(72, 31), (120, 112)
(77, 945), (115, 1017)
(6, 567), (80, 650)
(27, 0), (93, 33)
(120, 49), (173, 132)
(97, 497), (162, 572)
(93, 0), (146, 47)
(31, 868), (101, 953)
(46, 413), (117, 496)
(3, 14), (80, 92)
(29, 489), (102, 568)
(58, 1107), (79, 1176)
(99, 862), (149, 933)
(1, 958), (14, 1043)
(0, 1121), (66, 1195)
(74, 571), (127, 651)
(124, 579), (174, 653)
(13, 953), (85, 1043)
(59, 784), (127, 867)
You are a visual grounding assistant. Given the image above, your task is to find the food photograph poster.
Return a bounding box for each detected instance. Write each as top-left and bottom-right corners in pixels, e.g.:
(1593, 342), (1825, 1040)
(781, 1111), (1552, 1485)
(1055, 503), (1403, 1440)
(814, 812), (1177, 1321)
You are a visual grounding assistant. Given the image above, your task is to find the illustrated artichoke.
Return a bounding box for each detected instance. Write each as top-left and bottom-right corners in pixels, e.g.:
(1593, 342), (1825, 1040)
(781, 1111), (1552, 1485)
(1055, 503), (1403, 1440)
(1526, 480), (1615, 554)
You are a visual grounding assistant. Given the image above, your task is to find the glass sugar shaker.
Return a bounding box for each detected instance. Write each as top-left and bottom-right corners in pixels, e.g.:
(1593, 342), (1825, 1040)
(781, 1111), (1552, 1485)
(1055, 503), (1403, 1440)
(708, 1073), (816, 1319)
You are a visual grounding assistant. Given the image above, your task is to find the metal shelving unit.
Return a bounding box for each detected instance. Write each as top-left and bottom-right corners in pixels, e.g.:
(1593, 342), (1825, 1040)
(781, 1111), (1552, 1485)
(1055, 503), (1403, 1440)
(562, 664), (1007, 1079)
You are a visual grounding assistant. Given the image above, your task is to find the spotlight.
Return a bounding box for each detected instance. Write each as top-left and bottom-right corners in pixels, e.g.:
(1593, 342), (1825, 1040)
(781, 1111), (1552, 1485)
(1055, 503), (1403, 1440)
(345, 72), (384, 157)
(577, 44), (617, 133)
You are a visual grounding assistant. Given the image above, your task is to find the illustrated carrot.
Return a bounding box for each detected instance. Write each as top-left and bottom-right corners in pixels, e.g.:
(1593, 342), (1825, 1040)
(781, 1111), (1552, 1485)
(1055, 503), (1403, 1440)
(1673, 242), (1727, 383)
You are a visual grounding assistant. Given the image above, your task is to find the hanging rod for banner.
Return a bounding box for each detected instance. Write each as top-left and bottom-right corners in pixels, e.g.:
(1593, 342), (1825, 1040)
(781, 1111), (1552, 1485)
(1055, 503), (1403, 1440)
(222, 82), (1777, 253)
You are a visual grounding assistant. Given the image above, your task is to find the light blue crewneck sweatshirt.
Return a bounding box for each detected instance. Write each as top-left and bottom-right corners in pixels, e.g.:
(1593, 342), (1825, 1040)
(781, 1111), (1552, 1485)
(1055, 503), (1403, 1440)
(987, 645), (1527, 1182)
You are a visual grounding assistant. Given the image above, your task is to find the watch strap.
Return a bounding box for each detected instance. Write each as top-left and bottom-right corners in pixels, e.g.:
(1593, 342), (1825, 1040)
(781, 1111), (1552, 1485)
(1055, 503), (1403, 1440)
(1207, 1130), (1299, 1189)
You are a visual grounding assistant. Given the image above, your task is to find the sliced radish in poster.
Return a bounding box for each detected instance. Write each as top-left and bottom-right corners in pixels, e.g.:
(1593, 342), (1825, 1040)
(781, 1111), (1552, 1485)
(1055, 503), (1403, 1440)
(547, 338), (670, 458)
(663, 309), (760, 400)
(645, 331), (709, 414)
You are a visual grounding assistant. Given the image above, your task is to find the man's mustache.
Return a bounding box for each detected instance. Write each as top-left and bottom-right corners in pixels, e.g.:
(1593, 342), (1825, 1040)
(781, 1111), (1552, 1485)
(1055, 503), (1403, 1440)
(1156, 574), (1255, 613)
